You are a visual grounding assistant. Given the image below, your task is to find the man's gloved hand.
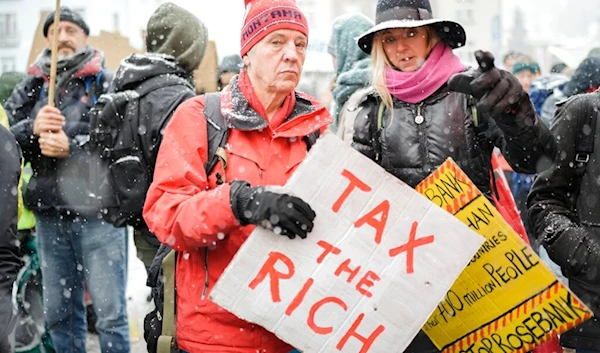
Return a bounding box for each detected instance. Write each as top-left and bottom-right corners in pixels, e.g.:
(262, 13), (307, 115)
(544, 226), (600, 283)
(448, 50), (535, 123)
(230, 181), (316, 239)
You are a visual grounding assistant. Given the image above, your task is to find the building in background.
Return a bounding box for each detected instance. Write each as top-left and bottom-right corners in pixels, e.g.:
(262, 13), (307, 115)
(0, 0), (160, 75)
(431, 0), (504, 67)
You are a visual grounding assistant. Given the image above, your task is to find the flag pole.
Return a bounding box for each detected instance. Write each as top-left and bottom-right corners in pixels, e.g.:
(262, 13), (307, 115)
(47, 0), (61, 107)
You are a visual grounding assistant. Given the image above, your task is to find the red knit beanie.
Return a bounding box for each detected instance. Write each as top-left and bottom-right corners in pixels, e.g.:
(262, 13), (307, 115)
(240, 0), (309, 57)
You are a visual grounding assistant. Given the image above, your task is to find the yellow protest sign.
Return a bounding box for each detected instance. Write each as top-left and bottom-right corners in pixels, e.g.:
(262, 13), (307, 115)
(415, 158), (593, 353)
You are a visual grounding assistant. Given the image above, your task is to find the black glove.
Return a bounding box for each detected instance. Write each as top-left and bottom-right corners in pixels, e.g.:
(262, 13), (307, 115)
(230, 181), (316, 239)
(544, 225), (600, 283)
(448, 50), (535, 123)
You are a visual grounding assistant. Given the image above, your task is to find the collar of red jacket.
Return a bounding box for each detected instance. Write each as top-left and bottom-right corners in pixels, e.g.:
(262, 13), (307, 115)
(220, 71), (332, 136)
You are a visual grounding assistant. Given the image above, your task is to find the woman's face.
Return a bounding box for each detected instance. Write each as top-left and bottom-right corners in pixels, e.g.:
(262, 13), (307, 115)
(380, 27), (434, 72)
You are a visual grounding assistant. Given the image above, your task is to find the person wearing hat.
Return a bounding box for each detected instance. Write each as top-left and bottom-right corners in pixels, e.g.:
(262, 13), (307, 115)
(142, 0), (332, 351)
(4, 7), (131, 353)
(102, 1), (208, 274)
(348, 1), (555, 351)
(512, 61), (541, 93)
(217, 54), (243, 91)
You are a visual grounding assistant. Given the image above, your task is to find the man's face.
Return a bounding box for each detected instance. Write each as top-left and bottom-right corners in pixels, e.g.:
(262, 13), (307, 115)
(244, 29), (307, 95)
(46, 22), (88, 59)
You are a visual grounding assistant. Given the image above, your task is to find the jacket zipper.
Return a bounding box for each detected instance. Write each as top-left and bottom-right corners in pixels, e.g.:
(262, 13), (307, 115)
(201, 248), (209, 300)
(415, 103), (431, 173)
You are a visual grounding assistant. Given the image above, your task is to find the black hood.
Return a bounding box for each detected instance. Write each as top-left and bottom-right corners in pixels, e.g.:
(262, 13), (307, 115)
(113, 53), (192, 92)
(563, 57), (600, 97)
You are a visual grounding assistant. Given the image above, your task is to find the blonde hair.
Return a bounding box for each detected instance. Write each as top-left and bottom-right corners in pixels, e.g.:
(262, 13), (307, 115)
(370, 26), (439, 109)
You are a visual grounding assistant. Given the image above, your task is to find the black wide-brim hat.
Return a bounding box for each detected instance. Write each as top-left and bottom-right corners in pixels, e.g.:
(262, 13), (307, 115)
(357, 0), (466, 54)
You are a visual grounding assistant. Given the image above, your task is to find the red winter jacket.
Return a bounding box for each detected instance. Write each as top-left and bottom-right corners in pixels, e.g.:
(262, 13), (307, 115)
(143, 71), (332, 353)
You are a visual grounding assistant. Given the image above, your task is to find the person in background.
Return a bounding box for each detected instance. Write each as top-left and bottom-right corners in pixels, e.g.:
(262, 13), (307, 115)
(217, 54), (243, 91)
(0, 72), (27, 106)
(4, 7), (129, 352)
(529, 87), (600, 353)
(0, 121), (22, 352)
(512, 61), (540, 93)
(106, 1), (208, 273)
(327, 13), (373, 140)
(550, 62), (568, 75)
(541, 56), (600, 127)
(502, 51), (529, 73)
(348, 0), (556, 350)
(142, 0), (332, 351)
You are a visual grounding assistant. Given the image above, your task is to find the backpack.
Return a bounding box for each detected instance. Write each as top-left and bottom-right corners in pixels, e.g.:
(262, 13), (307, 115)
(88, 74), (194, 228)
(143, 92), (321, 353)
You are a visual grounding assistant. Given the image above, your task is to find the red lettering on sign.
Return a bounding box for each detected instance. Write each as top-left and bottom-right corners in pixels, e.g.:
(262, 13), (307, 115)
(335, 259), (362, 283)
(388, 221), (435, 274)
(336, 313), (385, 353)
(356, 271), (381, 298)
(248, 252), (295, 303)
(354, 200), (390, 244)
(285, 278), (314, 317)
(332, 170), (372, 213)
(308, 297), (348, 335)
(316, 240), (342, 264)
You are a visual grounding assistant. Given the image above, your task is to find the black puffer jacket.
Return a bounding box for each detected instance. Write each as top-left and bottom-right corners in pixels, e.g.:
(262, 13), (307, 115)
(5, 50), (111, 215)
(528, 91), (600, 350)
(0, 124), (22, 342)
(352, 85), (555, 353)
(353, 85), (554, 194)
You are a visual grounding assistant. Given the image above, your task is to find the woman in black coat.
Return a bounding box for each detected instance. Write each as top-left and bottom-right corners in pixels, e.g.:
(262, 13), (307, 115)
(349, 0), (554, 198)
(345, 0), (556, 352)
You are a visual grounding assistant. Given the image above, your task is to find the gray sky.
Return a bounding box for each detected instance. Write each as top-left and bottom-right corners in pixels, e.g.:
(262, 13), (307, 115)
(167, 0), (246, 58)
(166, 0), (600, 61)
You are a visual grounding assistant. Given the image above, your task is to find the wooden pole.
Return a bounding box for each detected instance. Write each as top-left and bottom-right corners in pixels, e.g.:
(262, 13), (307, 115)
(47, 0), (61, 107)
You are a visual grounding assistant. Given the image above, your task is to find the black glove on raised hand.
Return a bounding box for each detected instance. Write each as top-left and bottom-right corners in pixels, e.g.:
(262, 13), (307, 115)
(230, 181), (316, 239)
(545, 225), (600, 283)
(448, 50), (535, 124)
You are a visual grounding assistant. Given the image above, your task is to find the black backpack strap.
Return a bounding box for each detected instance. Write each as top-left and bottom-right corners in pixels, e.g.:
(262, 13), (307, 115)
(368, 99), (385, 163)
(203, 92), (230, 179)
(304, 130), (320, 150)
(85, 68), (110, 108)
(469, 95), (491, 154)
(574, 97), (598, 175)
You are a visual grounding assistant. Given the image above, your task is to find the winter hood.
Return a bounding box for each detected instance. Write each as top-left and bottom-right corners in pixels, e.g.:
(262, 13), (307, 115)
(112, 53), (193, 92)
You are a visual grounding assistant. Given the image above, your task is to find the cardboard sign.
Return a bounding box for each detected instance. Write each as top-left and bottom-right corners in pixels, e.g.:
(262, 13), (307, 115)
(210, 132), (485, 353)
(416, 159), (593, 353)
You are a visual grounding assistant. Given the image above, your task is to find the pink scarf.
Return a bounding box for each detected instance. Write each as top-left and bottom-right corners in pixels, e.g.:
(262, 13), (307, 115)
(385, 42), (465, 104)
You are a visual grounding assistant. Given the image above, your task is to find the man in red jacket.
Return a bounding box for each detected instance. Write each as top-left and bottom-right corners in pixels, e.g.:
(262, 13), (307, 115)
(143, 0), (332, 351)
